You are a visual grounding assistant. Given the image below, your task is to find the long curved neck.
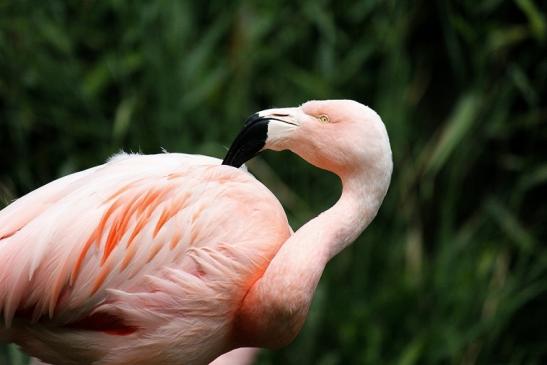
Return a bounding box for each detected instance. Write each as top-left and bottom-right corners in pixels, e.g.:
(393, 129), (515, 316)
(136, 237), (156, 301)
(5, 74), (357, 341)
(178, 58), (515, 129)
(233, 167), (390, 348)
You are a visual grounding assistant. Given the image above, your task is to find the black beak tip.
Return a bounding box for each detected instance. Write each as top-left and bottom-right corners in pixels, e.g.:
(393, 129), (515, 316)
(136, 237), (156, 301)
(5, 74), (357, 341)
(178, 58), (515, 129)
(222, 115), (270, 168)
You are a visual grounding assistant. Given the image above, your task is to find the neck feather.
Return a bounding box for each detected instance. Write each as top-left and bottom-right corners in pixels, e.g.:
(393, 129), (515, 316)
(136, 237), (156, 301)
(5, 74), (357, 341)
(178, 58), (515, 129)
(324, 166), (391, 259)
(233, 166), (390, 348)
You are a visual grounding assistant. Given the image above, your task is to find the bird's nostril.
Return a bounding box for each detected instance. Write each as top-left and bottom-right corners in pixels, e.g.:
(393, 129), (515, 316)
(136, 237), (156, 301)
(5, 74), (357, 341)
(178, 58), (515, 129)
(272, 113), (289, 117)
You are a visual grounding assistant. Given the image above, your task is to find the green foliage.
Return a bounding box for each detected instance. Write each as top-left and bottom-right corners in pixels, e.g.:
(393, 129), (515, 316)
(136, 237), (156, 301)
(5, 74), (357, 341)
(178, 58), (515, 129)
(1, 0), (546, 364)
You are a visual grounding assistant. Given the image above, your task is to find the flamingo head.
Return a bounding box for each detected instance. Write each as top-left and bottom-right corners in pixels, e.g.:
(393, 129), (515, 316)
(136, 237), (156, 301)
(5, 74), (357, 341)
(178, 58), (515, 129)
(223, 99), (392, 178)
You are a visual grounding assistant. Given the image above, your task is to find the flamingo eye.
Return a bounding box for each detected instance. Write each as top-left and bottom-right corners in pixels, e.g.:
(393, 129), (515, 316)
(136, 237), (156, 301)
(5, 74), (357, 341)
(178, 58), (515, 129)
(318, 114), (329, 123)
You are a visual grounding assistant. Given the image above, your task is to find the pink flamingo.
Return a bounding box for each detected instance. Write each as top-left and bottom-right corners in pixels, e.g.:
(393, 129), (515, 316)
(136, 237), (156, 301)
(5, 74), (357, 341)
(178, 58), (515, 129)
(0, 100), (392, 365)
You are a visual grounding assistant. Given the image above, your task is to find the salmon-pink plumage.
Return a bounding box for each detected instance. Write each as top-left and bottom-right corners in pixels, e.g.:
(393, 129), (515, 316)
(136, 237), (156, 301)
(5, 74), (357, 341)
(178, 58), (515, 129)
(0, 100), (392, 365)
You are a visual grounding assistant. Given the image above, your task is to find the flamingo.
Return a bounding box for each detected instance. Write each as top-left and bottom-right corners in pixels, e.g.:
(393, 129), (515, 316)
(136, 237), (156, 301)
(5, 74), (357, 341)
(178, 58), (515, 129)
(0, 99), (392, 365)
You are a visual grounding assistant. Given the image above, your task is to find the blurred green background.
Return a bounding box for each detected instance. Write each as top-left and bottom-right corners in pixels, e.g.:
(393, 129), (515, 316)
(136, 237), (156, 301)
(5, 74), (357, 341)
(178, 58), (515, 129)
(1, 0), (546, 364)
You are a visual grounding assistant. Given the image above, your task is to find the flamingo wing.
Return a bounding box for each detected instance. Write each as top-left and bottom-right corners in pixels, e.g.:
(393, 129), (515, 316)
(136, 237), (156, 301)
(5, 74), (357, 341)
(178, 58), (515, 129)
(0, 153), (290, 364)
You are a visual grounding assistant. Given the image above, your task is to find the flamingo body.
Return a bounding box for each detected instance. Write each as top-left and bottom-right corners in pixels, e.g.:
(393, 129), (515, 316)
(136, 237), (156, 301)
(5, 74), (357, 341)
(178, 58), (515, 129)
(0, 153), (289, 364)
(1, 99), (392, 365)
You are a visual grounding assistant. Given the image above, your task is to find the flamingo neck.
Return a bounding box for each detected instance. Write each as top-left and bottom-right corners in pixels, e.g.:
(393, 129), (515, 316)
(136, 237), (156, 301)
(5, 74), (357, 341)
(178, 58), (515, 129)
(233, 166), (390, 348)
(324, 167), (391, 259)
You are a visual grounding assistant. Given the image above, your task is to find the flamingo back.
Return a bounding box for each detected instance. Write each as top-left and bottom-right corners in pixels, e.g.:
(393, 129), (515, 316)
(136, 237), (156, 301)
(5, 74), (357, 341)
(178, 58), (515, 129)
(0, 153), (290, 365)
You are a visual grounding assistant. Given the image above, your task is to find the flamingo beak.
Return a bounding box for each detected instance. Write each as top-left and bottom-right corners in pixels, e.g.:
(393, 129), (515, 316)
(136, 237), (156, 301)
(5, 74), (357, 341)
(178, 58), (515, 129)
(222, 108), (300, 167)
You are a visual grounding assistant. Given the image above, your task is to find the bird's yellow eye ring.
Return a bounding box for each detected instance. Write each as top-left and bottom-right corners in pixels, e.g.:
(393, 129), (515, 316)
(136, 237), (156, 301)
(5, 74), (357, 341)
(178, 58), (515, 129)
(318, 114), (329, 123)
